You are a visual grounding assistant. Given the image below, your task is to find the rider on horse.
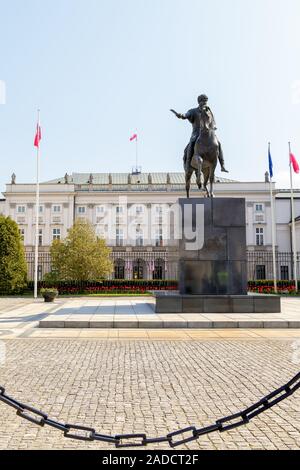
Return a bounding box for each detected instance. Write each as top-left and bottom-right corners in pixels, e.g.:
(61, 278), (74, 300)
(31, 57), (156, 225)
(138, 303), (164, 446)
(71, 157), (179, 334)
(171, 94), (228, 173)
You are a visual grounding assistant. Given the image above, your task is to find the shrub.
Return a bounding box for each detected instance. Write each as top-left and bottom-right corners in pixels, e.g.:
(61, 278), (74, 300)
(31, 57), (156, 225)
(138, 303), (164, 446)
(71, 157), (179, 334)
(27, 279), (178, 295)
(50, 221), (113, 281)
(0, 215), (27, 294)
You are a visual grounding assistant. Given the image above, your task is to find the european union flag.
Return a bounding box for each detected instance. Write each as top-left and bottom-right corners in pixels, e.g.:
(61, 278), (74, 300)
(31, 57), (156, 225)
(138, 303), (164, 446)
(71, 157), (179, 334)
(268, 147), (273, 179)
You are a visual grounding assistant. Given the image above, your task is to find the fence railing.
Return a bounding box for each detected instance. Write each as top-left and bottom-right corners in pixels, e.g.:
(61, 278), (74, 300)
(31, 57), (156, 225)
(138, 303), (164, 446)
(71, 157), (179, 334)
(25, 251), (300, 282)
(247, 251), (300, 281)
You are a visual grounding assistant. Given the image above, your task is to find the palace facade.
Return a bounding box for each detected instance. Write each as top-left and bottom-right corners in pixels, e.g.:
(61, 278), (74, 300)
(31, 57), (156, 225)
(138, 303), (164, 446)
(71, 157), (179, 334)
(1, 171), (300, 281)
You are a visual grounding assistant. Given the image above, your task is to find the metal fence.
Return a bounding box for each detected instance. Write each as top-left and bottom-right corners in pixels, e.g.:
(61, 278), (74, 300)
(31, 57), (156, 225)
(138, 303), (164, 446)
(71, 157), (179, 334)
(247, 251), (299, 281)
(25, 251), (178, 281)
(25, 252), (52, 281)
(25, 251), (300, 282)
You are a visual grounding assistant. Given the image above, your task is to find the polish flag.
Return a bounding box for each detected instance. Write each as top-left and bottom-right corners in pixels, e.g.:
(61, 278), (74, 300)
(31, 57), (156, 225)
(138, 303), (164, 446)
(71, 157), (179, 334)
(290, 152), (300, 174)
(34, 124), (42, 148)
(130, 133), (137, 142)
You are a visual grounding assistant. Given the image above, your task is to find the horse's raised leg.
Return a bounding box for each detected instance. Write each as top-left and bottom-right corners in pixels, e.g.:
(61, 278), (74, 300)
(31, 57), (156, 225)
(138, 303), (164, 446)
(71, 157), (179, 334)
(185, 168), (193, 198)
(209, 162), (217, 197)
(203, 168), (210, 197)
(195, 155), (203, 190)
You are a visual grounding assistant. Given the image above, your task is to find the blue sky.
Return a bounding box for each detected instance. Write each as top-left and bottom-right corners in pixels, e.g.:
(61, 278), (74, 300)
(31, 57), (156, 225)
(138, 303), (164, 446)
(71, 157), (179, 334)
(0, 0), (300, 192)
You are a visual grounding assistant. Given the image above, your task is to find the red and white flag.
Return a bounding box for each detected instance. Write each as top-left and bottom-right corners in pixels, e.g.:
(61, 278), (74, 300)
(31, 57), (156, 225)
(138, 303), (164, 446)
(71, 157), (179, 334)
(290, 152), (299, 174)
(130, 133), (137, 142)
(34, 124), (42, 148)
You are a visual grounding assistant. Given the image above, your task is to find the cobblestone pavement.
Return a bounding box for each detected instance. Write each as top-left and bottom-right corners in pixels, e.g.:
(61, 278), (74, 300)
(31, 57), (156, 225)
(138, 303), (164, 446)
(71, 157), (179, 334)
(1, 337), (300, 450)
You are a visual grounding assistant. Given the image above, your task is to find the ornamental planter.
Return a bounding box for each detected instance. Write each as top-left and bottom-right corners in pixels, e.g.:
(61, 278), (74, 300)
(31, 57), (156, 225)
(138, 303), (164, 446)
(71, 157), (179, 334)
(40, 288), (58, 303)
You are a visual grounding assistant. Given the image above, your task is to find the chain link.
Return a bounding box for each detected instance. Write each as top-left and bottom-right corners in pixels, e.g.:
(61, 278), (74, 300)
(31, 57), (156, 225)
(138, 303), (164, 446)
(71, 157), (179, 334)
(0, 370), (300, 448)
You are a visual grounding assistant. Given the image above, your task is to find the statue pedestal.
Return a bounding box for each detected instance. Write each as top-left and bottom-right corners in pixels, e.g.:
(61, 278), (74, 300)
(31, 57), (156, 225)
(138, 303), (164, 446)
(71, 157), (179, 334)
(155, 198), (281, 313)
(178, 198), (247, 295)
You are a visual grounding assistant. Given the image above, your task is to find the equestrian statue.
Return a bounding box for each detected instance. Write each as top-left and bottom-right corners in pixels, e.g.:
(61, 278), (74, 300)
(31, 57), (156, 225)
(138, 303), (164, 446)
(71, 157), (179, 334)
(171, 94), (228, 198)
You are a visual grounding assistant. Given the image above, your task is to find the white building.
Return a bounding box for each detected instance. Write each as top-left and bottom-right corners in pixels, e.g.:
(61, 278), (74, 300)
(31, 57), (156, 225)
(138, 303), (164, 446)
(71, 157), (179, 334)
(1, 172), (300, 281)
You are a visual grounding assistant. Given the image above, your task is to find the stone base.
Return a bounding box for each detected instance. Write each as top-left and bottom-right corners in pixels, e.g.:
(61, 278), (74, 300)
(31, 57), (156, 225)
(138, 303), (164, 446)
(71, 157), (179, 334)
(178, 198), (248, 296)
(155, 294), (281, 313)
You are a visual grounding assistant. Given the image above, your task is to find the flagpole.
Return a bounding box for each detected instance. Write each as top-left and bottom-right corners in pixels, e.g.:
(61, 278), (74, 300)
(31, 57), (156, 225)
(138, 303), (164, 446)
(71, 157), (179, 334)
(135, 128), (138, 172)
(289, 142), (298, 292)
(269, 143), (277, 294)
(34, 109), (40, 299)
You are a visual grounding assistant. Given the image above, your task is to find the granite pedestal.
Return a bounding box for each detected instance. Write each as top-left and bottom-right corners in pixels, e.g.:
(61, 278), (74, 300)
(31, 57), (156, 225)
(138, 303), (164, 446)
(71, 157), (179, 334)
(155, 293), (281, 313)
(155, 198), (281, 313)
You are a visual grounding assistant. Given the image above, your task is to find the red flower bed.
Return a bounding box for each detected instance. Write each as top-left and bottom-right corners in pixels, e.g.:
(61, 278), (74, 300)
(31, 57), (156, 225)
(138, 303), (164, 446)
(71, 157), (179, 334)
(248, 282), (297, 295)
(31, 280), (178, 295)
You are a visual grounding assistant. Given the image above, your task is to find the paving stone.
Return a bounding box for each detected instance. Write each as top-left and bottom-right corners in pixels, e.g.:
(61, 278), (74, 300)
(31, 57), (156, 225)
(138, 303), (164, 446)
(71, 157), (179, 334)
(212, 321), (239, 328)
(114, 321), (139, 328)
(39, 320), (65, 328)
(89, 321), (114, 328)
(162, 321), (188, 328)
(238, 321), (264, 329)
(65, 321), (90, 328)
(263, 321), (289, 329)
(138, 321), (164, 329)
(288, 322), (300, 328)
(187, 321), (212, 328)
(0, 338), (300, 450)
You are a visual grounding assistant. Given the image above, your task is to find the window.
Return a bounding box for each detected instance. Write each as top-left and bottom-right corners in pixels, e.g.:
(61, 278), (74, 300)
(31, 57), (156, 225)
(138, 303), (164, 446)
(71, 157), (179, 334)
(153, 259), (165, 280)
(52, 228), (61, 240)
(133, 259), (145, 279)
(116, 228), (124, 247)
(97, 206), (105, 214)
(17, 205), (26, 213)
(256, 265), (266, 280)
(114, 259), (125, 279)
(38, 229), (43, 246)
(156, 205), (163, 214)
(136, 205), (143, 215)
(281, 266), (289, 281)
(255, 227), (264, 246)
(19, 228), (25, 241)
(35, 205), (43, 213)
(52, 205), (61, 213)
(255, 204), (264, 212)
(78, 206), (86, 214)
(116, 206), (124, 224)
(38, 265), (43, 281)
(155, 228), (163, 247)
(136, 228), (143, 246)
(116, 206), (123, 214)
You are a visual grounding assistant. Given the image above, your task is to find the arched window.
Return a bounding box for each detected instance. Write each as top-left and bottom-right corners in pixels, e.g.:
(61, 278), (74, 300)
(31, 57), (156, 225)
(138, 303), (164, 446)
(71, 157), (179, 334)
(114, 258), (125, 279)
(153, 258), (165, 280)
(133, 258), (145, 280)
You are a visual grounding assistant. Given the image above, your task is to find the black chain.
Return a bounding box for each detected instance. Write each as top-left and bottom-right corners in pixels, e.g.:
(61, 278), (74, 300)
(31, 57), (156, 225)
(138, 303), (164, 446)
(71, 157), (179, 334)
(1, 371), (300, 448)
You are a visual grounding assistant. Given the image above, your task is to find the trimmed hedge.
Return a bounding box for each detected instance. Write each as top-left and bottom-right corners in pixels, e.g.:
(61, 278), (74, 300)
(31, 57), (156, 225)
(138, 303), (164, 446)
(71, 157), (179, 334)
(2, 279), (299, 296)
(26, 279), (179, 295)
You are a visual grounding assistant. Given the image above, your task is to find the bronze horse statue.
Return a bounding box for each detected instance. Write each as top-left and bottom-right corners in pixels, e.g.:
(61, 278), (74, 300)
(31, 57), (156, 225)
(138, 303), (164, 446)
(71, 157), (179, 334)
(184, 107), (220, 198)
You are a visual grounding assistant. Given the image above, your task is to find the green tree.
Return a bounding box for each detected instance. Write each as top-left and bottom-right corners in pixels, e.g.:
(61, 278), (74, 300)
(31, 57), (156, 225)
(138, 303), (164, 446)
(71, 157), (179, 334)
(50, 221), (113, 281)
(0, 215), (27, 294)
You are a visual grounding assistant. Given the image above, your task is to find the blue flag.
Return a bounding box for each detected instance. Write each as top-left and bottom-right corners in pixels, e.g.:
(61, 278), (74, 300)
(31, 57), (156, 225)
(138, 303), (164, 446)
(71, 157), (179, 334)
(268, 148), (273, 179)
